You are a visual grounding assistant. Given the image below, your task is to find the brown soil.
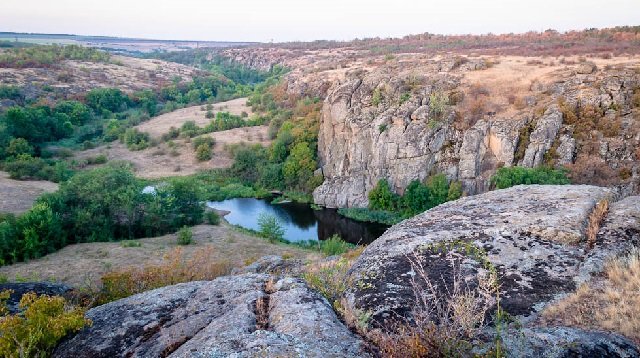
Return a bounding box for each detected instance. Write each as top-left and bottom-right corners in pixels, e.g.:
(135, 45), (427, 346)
(0, 171), (59, 214)
(136, 98), (254, 139)
(0, 223), (320, 288)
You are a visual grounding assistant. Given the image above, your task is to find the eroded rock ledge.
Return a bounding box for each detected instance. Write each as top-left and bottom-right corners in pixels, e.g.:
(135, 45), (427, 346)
(54, 274), (370, 358)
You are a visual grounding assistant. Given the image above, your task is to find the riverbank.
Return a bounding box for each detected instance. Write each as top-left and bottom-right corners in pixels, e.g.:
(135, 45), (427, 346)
(0, 223), (321, 288)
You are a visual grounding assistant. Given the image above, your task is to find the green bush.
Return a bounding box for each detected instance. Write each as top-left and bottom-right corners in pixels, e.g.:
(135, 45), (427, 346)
(490, 166), (570, 189)
(3, 155), (73, 182)
(122, 128), (150, 151)
(192, 136), (215, 150)
(258, 213), (285, 242)
(205, 211), (221, 225)
(0, 164), (205, 265)
(177, 226), (193, 245)
(195, 144), (212, 161)
(318, 235), (353, 256)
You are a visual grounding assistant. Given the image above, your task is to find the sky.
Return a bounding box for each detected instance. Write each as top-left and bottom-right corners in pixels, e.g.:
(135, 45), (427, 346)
(2, 0), (639, 43)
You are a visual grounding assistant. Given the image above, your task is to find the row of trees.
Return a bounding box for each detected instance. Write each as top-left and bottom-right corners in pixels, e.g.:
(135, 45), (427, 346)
(0, 163), (204, 264)
(369, 175), (462, 217)
(0, 44), (111, 68)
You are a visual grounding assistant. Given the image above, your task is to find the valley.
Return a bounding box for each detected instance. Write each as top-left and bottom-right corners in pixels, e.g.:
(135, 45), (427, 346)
(0, 26), (639, 357)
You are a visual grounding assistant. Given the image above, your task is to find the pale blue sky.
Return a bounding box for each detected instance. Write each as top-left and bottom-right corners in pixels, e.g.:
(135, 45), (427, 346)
(2, 0), (639, 42)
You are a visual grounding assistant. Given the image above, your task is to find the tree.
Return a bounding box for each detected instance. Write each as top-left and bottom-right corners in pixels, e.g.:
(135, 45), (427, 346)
(85, 88), (129, 113)
(6, 138), (33, 157)
(368, 179), (399, 211)
(258, 213), (285, 243)
(282, 141), (316, 190)
(426, 174), (449, 208)
(401, 180), (430, 215)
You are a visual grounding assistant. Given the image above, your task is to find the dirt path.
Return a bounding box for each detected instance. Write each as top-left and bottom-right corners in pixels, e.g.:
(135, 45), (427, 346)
(76, 125), (270, 178)
(136, 97), (254, 139)
(0, 171), (59, 214)
(0, 223), (320, 287)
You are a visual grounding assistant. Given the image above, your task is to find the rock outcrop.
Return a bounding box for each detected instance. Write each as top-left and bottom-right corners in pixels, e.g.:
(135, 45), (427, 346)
(54, 274), (370, 358)
(499, 327), (640, 358)
(313, 59), (640, 207)
(344, 185), (638, 324)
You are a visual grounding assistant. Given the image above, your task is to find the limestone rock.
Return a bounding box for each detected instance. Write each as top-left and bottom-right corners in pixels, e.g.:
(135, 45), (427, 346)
(576, 62), (597, 75)
(521, 105), (563, 167)
(54, 274), (370, 358)
(344, 185), (634, 325)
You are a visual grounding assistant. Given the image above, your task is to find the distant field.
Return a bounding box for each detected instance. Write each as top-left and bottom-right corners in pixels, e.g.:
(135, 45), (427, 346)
(0, 32), (256, 53)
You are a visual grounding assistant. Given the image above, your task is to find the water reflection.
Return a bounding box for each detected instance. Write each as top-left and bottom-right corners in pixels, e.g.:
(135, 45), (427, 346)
(206, 198), (388, 244)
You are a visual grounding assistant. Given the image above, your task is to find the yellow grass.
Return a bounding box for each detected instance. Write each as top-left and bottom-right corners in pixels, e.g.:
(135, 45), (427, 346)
(541, 249), (640, 343)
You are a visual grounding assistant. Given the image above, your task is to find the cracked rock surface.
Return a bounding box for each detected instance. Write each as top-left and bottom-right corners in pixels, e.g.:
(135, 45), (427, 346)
(54, 274), (370, 358)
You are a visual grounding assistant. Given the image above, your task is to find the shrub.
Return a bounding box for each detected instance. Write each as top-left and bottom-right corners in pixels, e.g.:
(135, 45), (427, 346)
(378, 124), (388, 133)
(429, 91), (449, 121)
(338, 207), (405, 225)
(490, 166), (570, 189)
(176, 226), (193, 245)
(370, 251), (499, 357)
(205, 110), (214, 119)
(318, 235), (353, 256)
(0, 290), (90, 357)
(122, 128), (150, 151)
(192, 136), (215, 150)
(302, 258), (351, 312)
(120, 240), (141, 248)
(195, 144), (212, 161)
(258, 213), (285, 242)
(205, 211), (221, 225)
(371, 88), (382, 106)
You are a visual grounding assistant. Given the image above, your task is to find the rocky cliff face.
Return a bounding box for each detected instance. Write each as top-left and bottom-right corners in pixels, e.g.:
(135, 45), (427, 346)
(312, 57), (640, 207)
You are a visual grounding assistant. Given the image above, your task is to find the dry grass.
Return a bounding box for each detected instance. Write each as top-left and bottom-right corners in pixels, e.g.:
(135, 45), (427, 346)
(0, 171), (58, 214)
(75, 125), (270, 179)
(368, 254), (499, 357)
(540, 249), (640, 344)
(135, 98), (253, 139)
(0, 224), (320, 287)
(586, 199), (609, 250)
(0, 55), (197, 96)
(95, 246), (233, 304)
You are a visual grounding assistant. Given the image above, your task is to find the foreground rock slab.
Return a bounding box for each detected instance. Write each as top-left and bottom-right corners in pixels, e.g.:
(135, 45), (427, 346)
(54, 274), (370, 358)
(345, 185), (639, 323)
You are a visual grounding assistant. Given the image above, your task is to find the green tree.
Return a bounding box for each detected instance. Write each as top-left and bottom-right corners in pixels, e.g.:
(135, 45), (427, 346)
(283, 142), (316, 190)
(368, 179), (399, 211)
(426, 173), (450, 208)
(258, 213), (285, 243)
(401, 180), (430, 215)
(6, 138), (33, 157)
